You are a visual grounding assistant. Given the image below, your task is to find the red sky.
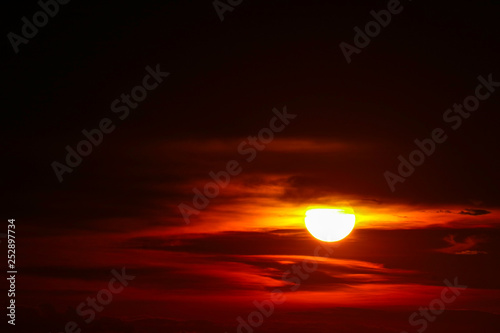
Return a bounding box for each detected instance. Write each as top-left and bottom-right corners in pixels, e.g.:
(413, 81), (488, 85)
(2, 0), (500, 332)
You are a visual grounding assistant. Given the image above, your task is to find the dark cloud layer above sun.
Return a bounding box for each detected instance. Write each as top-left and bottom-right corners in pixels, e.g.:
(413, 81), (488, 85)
(3, 0), (500, 224)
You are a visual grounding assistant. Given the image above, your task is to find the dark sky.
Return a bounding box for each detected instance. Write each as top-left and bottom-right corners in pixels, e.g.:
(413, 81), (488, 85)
(1, 1), (500, 332)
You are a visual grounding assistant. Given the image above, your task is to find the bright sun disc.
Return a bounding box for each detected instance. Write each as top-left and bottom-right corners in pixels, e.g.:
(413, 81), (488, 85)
(305, 208), (355, 242)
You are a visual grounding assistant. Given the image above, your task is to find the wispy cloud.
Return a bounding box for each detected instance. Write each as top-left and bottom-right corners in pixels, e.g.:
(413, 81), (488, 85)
(458, 209), (491, 216)
(435, 234), (488, 254)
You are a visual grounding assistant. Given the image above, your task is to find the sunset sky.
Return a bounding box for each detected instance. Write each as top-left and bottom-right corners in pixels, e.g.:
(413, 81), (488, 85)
(2, 1), (500, 332)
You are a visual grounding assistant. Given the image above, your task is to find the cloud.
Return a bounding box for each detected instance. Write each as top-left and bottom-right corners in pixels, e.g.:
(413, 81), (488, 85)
(435, 234), (487, 254)
(13, 305), (500, 333)
(455, 250), (488, 255)
(458, 209), (491, 216)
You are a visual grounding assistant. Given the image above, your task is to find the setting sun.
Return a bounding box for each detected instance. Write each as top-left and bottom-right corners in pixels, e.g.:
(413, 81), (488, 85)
(305, 208), (356, 242)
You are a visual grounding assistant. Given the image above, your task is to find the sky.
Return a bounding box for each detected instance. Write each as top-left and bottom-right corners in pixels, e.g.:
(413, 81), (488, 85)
(1, 0), (500, 332)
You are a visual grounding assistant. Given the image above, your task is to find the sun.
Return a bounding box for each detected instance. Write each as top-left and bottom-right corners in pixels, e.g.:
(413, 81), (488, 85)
(305, 208), (355, 242)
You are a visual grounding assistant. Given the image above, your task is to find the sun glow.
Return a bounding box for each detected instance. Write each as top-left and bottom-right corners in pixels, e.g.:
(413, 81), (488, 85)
(305, 208), (355, 242)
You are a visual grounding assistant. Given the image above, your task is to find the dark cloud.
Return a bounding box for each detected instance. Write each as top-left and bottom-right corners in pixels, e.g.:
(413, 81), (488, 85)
(459, 209), (491, 216)
(123, 228), (500, 290)
(13, 305), (500, 333)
